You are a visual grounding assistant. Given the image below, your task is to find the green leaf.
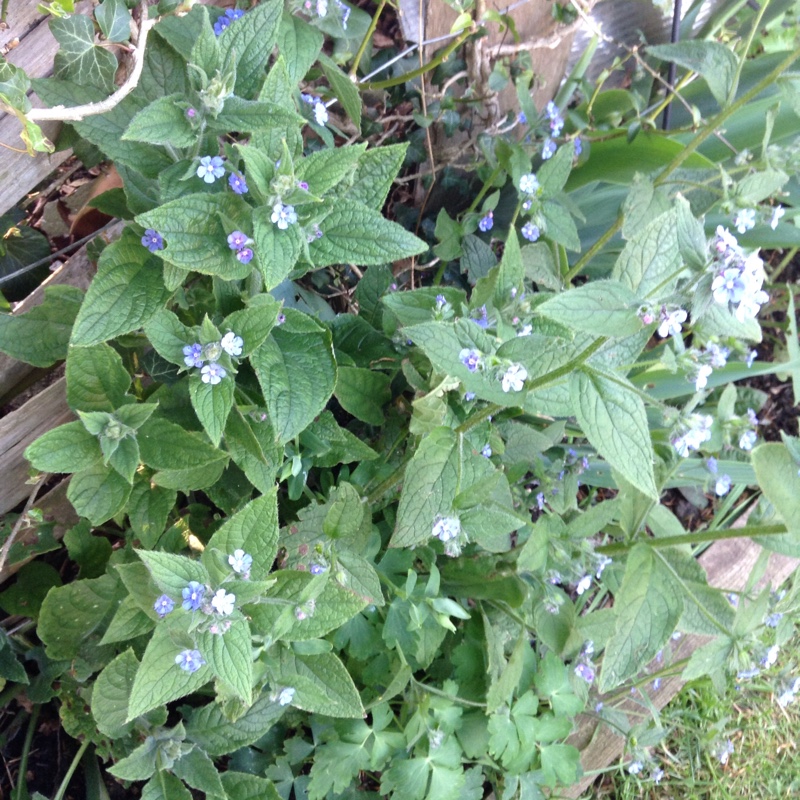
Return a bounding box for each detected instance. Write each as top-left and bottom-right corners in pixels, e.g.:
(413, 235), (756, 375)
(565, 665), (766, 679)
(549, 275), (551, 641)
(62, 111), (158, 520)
(570, 369), (658, 499)
(127, 621), (211, 720)
(520, 242), (561, 290)
(223, 295), (281, 356)
(540, 744), (581, 789)
(67, 461), (134, 524)
(100, 596), (155, 644)
(254, 58), (304, 161)
(185, 693), (285, 756)
(268, 649), (364, 718)
(334, 366), (391, 425)
(209, 97), (305, 134)
(647, 41), (738, 108)
(318, 52), (361, 130)
(462, 234), (498, 283)
(434, 208), (464, 262)
(24, 421), (102, 474)
(0, 285), (83, 367)
(751, 443), (800, 555)
(345, 143), (408, 210)
(196, 619), (253, 704)
(599, 543), (683, 692)
(301, 411), (379, 467)
(296, 143), (366, 195)
(203, 490), (279, 582)
(252, 205), (304, 290)
(309, 201), (425, 267)
(136, 549), (209, 598)
(538, 141), (574, 197)
(140, 772), (192, 800)
(136, 193), (252, 279)
(534, 652), (584, 717)
(391, 427), (494, 548)
(735, 169), (789, 206)
(189, 373), (234, 447)
(109, 737), (158, 781)
(172, 748), (225, 798)
(144, 309), (195, 367)
(218, 0), (282, 98)
(66, 343), (131, 412)
(277, 12), (323, 82)
(536, 280), (642, 337)
(122, 95), (196, 147)
(65, 519), (112, 578)
(542, 200), (580, 252)
(252, 309), (336, 443)
(128, 475), (176, 548)
(0, 562), (61, 619)
(138, 416), (224, 471)
(71, 231), (170, 347)
(51, 14), (118, 89)
(92, 649), (139, 737)
(96, 0), (132, 42)
(220, 772), (282, 800)
(38, 574), (121, 660)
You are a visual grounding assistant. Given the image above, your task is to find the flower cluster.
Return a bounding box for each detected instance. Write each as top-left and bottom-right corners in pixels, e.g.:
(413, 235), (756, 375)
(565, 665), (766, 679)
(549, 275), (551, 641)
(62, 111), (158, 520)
(182, 331), (243, 385)
(672, 413), (713, 457)
(213, 7), (245, 36)
(710, 226), (769, 321)
(573, 641), (595, 684)
(301, 93), (329, 126)
(545, 100), (564, 136)
(432, 515), (465, 557)
(227, 229), (254, 264)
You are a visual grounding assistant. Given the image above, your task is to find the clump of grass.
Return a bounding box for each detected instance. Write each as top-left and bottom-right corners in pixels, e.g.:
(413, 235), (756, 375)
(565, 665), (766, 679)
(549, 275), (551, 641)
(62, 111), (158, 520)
(588, 579), (800, 799)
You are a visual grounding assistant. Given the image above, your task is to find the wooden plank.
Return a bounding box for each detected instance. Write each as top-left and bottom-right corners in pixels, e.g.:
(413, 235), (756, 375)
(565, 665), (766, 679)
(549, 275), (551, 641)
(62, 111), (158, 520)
(0, 479), (77, 586)
(0, 241), (101, 404)
(0, 376), (73, 516)
(0, 3), (46, 50)
(563, 536), (800, 798)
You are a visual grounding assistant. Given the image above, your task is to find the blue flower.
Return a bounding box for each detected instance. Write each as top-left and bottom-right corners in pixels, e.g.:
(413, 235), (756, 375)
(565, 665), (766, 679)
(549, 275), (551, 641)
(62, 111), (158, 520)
(310, 563), (326, 575)
(765, 612), (783, 628)
(197, 155), (225, 183)
(175, 649), (205, 672)
(481, 444), (492, 458)
(211, 588), (236, 616)
(478, 211), (493, 232)
(228, 172), (248, 194)
(519, 173), (539, 194)
(517, 111), (527, 124)
(141, 229), (164, 252)
(227, 230), (249, 250)
(277, 687), (295, 705)
(521, 222), (540, 242)
(271, 203), (298, 229)
(574, 663), (595, 683)
(201, 362), (227, 385)
(542, 138), (557, 159)
(220, 332), (244, 357)
(236, 247), (254, 264)
(183, 343), (204, 369)
(458, 348), (482, 372)
(464, 391), (475, 401)
(213, 7), (245, 35)
(573, 136), (582, 156)
(154, 594), (174, 618)
(715, 474), (732, 496)
(182, 581), (205, 611)
(228, 549), (253, 575)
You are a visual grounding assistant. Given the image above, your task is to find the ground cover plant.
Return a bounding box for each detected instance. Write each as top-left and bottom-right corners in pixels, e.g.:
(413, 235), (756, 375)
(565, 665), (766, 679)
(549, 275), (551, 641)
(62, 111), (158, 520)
(0, 0), (799, 798)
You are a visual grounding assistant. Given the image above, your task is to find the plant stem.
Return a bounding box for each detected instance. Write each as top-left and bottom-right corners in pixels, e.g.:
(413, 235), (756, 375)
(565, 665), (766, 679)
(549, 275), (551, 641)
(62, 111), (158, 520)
(53, 739), (91, 800)
(361, 29), (473, 91)
(411, 677), (486, 708)
(727, 0), (769, 106)
(770, 247), (798, 282)
(349, 0), (389, 79)
(597, 523), (788, 556)
(13, 706), (39, 800)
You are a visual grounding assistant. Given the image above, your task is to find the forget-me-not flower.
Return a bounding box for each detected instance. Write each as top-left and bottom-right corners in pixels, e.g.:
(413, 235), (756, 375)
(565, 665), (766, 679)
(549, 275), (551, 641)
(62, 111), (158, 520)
(182, 581), (205, 611)
(432, 516), (461, 542)
(211, 588), (236, 616)
(154, 594), (174, 618)
(213, 7), (244, 35)
(542, 138), (557, 159)
(769, 205), (785, 230)
(201, 362), (227, 385)
(459, 348), (482, 372)
(197, 155), (225, 183)
(227, 230), (249, 250)
(519, 173), (539, 195)
(521, 222), (540, 242)
(478, 211), (493, 232)
(183, 343), (204, 369)
(657, 307), (687, 338)
(278, 687), (296, 705)
(734, 208), (756, 234)
(141, 229), (164, 252)
(236, 247), (254, 264)
(271, 202), (298, 229)
(221, 332), (244, 357)
(228, 549), (252, 575)
(228, 173), (248, 194)
(175, 649), (205, 672)
(501, 363), (528, 392)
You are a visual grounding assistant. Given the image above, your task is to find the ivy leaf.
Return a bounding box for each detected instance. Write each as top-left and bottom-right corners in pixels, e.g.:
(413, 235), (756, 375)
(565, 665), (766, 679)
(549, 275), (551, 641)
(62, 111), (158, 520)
(51, 14), (118, 89)
(67, 461), (134, 525)
(268, 649), (364, 718)
(203, 490), (280, 582)
(599, 543), (683, 692)
(66, 343), (131, 412)
(71, 231), (171, 347)
(185, 693), (286, 756)
(251, 309), (336, 443)
(24, 422), (102, 474)
(0, 285), (83, 367)
(136, 193), (252, 279)
(277, 11), (323, 82)
(127, 622), (211, 720)
(96, 0), (132, 43)
(309, 201), (426, 267)
(196, 619), (253, 704)
(570, 368), (658, 499)
(91, 649), (139, 738)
